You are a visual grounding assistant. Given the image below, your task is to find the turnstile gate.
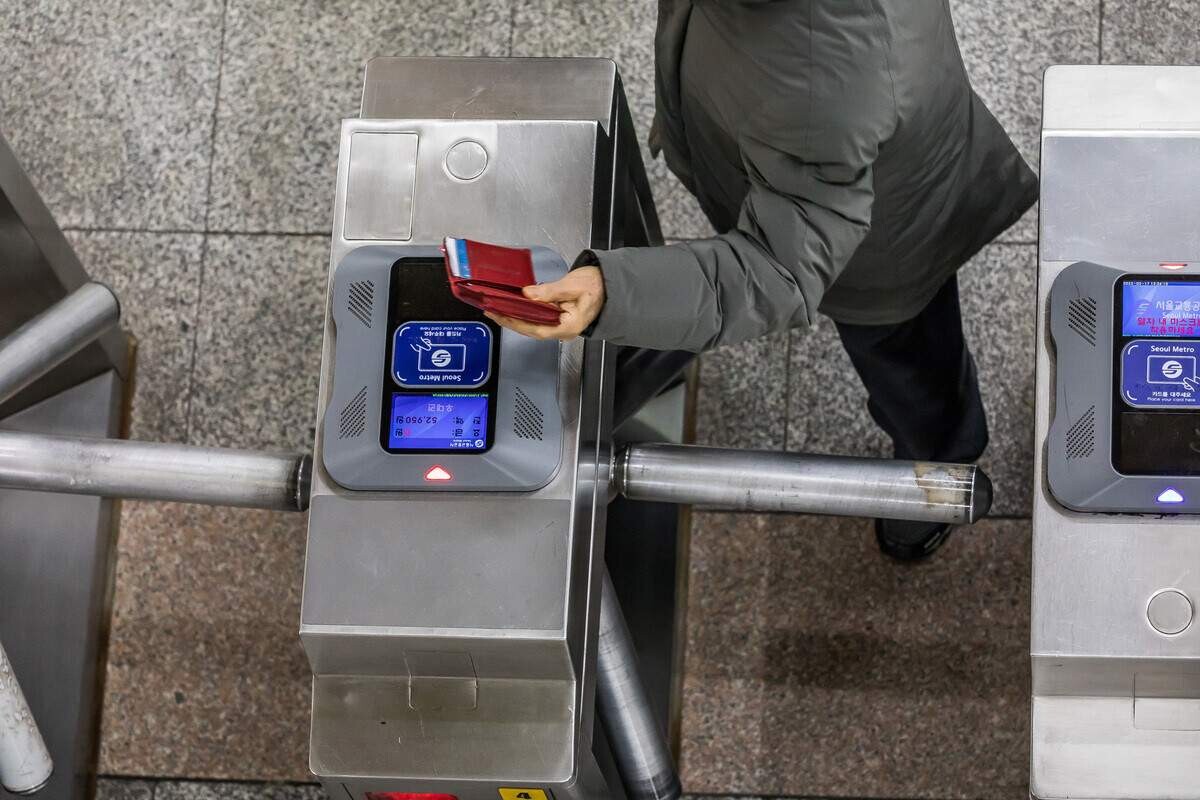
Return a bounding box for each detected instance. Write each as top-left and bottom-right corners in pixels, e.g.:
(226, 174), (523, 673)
(1033, 65), (1200, 798)
(301, 57), (658, 800)
(300, 57), (990, 800)
(0, 57), (991, 800)
(0, 130), (129, 799)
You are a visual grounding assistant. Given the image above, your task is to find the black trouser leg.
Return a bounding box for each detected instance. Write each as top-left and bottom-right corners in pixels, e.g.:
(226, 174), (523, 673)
(833, 276), (988, 465)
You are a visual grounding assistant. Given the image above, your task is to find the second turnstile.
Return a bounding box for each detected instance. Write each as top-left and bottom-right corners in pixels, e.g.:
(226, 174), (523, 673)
(1033, 65), (1200, 799)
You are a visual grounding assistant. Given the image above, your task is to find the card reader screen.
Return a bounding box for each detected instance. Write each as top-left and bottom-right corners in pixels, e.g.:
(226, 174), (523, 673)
(386, 392), (489, 451)
(1114, 275), (1200, 475)
(1121, 279), (1200, 337)
(380, 259), (500, 455)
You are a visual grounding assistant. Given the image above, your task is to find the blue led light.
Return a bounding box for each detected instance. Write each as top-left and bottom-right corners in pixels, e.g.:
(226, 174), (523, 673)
(1156, 487), (1185, 504)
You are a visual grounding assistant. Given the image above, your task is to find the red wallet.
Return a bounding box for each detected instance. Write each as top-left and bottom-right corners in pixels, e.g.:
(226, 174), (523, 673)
(442, 237), (562, 325)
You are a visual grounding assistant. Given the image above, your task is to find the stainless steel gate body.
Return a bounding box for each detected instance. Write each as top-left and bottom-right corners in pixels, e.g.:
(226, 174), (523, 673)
(0, 132), (129, 799)
(1032, 65), (1200, 798)
(301, 58), (649, 800)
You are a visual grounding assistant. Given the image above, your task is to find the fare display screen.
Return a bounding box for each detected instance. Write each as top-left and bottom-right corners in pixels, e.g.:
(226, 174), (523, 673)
(1121, 280), (1200, 336)
(386, 392), (489, 451)
(1113, 276), (1200, 475)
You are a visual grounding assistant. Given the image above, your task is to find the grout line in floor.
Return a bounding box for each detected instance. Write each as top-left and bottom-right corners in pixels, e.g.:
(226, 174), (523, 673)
(183, 0), (230, 445)
(507, 0), (517, 55)
(61, 226), (331, 238)
(781, 328), (793, 451)
(200, 0), (229, 234)
(97, 773), (321, 799)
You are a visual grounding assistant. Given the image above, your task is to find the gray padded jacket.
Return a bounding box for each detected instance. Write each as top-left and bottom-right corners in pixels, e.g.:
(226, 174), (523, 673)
(586, 0), (1038, 351)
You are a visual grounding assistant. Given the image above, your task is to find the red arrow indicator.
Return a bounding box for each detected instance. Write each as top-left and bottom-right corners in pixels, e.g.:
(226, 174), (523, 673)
(424, 465), (452, 482)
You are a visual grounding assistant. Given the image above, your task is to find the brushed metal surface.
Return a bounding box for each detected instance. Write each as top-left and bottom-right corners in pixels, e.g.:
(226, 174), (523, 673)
(616, 444), (988, 524)
(1041, 136), (1200, 262)
(303, 497), (572, 638)
(1032, 65), (1200, 799)
(1042, 65), (1200, 131)
(329, 117), (598, 257)
(344, 132), (418, 241)
(0, 431), (310, 511)
(310, 673), (576, 783)
(1147, 590), (1194, 636)
(361, 57), (617, 135)
(445, 140), (489, 181)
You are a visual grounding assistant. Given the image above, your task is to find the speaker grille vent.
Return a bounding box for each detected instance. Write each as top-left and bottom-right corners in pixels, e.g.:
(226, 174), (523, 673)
(513, 387), (544, 441)
(1066, 296), (1098, 347)
(347, 280), (374, 327)
(338, 386), (369, 439)
(1065, 405), (1096, 460)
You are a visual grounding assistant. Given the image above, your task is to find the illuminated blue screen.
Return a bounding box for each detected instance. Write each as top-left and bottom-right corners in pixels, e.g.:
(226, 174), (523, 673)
(387, 393), (489, 451)
(1122, 280), (1200, 337)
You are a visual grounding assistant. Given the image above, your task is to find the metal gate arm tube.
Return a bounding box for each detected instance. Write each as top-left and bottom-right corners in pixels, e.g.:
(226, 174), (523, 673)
(615, 443), (991, 524)
(0, 639), (53, 795)
(0, 282), (120, 407)
(0, 432), (311, 512)
(597, 568), (682, 800)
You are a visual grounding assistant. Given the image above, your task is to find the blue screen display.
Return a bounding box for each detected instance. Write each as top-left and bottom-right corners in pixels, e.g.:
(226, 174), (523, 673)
(1121, 280), (1200, 337)
(392, 321), (492, 389)
(387, 393), (489, 451)
(1119, 339), (1200, 408)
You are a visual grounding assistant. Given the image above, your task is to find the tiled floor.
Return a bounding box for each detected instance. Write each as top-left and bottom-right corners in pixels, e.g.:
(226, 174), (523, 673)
(4, 0), (1199, 797)
(679, 516), (1031, 798)
(96, 779), (322, 800)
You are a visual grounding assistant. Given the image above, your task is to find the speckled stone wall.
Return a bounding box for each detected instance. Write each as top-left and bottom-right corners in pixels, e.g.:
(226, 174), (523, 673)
(3, 0), (1198, 797)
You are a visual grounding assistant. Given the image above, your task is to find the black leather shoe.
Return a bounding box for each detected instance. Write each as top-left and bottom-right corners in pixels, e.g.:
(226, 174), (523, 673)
(875, 518), (953, 561)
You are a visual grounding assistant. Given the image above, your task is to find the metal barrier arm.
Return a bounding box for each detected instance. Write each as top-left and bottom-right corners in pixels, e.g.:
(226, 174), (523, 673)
(0, 282), (120, 407)
(0, 432), (311, 512)
(0, 639), (53, 795)
(598, 568), (681, 800)
(0, 437), (989, 522)
(615, 443), (992, 525)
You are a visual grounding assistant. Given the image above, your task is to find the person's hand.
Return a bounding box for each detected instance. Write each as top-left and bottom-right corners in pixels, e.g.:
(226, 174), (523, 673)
(484, 266), (605, 340)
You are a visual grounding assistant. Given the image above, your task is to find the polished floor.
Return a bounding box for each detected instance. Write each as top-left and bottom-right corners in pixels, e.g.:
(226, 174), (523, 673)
(3, 0), (1198, 798)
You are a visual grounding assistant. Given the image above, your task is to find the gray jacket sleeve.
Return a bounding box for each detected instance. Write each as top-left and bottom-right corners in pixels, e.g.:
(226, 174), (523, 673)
(586, 62), (896, 352)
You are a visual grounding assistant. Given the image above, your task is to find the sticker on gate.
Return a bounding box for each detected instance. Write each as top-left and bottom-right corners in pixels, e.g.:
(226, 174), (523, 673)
(498, 789), (550, 800)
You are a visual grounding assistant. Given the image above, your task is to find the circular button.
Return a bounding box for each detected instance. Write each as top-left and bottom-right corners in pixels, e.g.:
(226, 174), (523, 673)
(445, 140), (488, 181)
(1147, 589), (1194, 636)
